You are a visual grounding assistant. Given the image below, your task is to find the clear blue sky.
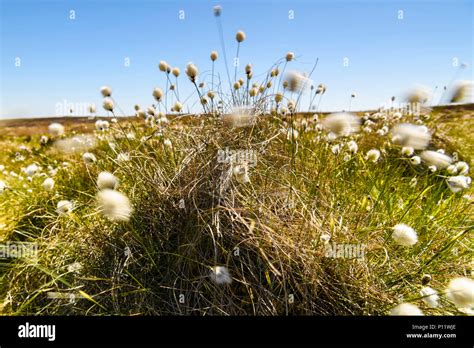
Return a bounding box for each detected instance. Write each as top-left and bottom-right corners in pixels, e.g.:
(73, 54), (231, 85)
(0, 0), (472, 118)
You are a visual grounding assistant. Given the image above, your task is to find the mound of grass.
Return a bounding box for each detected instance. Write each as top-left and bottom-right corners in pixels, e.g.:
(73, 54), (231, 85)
(0, 109), (472, 315)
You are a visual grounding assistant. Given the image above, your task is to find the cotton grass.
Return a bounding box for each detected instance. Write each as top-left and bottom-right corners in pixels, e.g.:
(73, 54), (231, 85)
(96, 189), (133, 222)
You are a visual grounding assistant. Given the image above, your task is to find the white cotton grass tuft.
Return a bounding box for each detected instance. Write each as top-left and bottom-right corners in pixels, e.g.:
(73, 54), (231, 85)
(366, 149), (380, 163)
(286, 127), (299, 140)
(53, 135), (96, 154)
(96, 189), (133, 222)
(420, 150), (452, 169)
(322, 113), (360, 137)
(171, 67), (180, 77)
(449, 80), (473, 103)
(446, 175), (471, 193)
(97, 171), (119, 190)
(222, 107), (255, 128)
(419, 286), (439, 308)
(25, 164), (39, 177)
(210, 51), (218, 61)
(152, 88), (164, 101)
(158, 60), (168, 72)
(185, 62), (199, 81)
(42, 178), (55, 191)
(213, 5), (222, 16)
(391, 123), (431, 150)
(405, 85), (430, 104)
(48, 123), (65, 137)
(410, 156), (421, 165)
(235, 30), (246, 42)
(445, 277), (474, 309)
(57, 200), (73, 215)
(0, 180), (7, 193)
(347, 141), (358, 153)
(392, 223), (418, 246)
(284, 70), (310, 93)
(210, 266), (232, 285)
(447, 165), (458, 175)
(389, 303), (424, 316)
(102, 98), (114, 112)
(285, 51), (295, 61)
(455, 161), (469, 175)
(233, 163), (250, 184)
(95, 120), (110, 131)
(83, 152), (97, 164)
(401, 147), (414, 157)
(100, 86), (112, 97)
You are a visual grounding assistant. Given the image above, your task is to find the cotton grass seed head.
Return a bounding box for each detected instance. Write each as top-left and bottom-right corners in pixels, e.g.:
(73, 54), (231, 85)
(0, 180), (6, 193)
(410, 156), (421, 165)
(420, 150), (452, 169)
(391, 123), (431, 150)
(100, 86), (112, 97)
(210, 266), (232, 285)
(96, 189), (132, 222)
(25, 164), (39, 177)
(401, 147), (414, 157)
(42, 178), (54, 191)
(153, 88), (164, 101)
(210, 51), (218, 61)
(102, 98), (114, 112)
(48, 123), (65, 137)
(185, 62), (199, 81)
(82, 152), (97, 164)
(455, 161), (469, 175)
(420, 286), (439, 308)
(158, 60), (168, 72)
(235, 30), (246, 42)
(171, 67), (180, 77)
(322, 113), (360, 137)
(392, 223), (418, 246)
(286, 51), (295, 61)
(213, 5), (222, 16)
(446, 175), (471, 193)
(97, 171), (119, 190)
(445, 277), (474, 309)
(390, 303), (423, 316)
(57, 200), (73, 215)
(366, 149), (380, 163)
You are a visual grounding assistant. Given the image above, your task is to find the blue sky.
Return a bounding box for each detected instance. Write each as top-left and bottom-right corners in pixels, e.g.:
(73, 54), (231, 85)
(0, 0), (472, 118)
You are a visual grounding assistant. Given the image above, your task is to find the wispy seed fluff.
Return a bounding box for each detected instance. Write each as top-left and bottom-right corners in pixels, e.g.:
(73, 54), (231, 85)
(285, 51), (295, 61)
(366, 149), (380, 163)
(284, 70), (310, 93)
(446, 175), (471, 193)
(0, 180), (7, 193)
(96, 189), (132, 222)
(48, 123), (65, 137)
(233, 163), (250, 184)
(95, 120), (110, 131)
(210, 266), (232, 285)
(158, 60), (168, 72)
(185, 62), (199, 81)
(322, 113), (360, 137)
(57, 200), (73, 215)
(389, 303), (424, 316)
(391, 123), (431, 150)
(392, 223), (418, 246)
(235, 30), (246, 42)
(25, 164), (39, 177)
(347, 140), (358, 153)
(101, 98), (114, 113)
(210, 51), (218, 61)
(401, 147), (414, 157)
(152, 88), (164, 101)
(100, 86), (112, 97)
(420, 286), (439, 308)
(420, 150), (452, 169)
(97, 171), (119, 190)
(445, 277), (474, 309)
(410, 156), (421, 165)
(42, 178), (55, 191)
(82, 152), (97, 164)
(455, 161), (469, 175)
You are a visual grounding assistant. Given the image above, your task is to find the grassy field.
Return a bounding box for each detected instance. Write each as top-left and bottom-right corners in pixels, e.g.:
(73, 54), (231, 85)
(0, 103), (472, 316)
